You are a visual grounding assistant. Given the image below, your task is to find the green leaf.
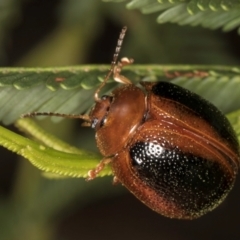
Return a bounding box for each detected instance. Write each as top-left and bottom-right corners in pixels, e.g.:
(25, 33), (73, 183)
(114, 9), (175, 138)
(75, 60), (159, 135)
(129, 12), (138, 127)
(0, 66), (104, 124)
(227, 109), (240, 143)
(15, 118), (82, 154)
(105, 0), (240, 34)
(0, 65), (240, 125)
(0, 121), (111, 178)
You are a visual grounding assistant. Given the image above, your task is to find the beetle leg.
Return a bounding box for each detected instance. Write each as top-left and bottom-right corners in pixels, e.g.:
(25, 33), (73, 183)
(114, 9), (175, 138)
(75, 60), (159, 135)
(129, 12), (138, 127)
(113, 57), (134, 84)
(86, 158), (112, 181)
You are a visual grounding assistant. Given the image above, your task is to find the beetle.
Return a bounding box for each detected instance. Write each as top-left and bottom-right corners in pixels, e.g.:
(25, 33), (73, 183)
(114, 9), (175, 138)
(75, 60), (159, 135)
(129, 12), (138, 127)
(23, 27), (240, 219)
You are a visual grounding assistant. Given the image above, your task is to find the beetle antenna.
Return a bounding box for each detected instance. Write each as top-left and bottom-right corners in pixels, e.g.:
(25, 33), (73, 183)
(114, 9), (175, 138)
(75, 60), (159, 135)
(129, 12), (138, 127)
(94, 26), (128, 102)
(21, 27), (128, 122)
(21, 112), (90, 123)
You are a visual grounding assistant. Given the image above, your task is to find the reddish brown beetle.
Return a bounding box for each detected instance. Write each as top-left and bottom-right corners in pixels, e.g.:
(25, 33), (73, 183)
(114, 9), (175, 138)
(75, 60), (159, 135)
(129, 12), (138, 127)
(23, 27), (240, 219)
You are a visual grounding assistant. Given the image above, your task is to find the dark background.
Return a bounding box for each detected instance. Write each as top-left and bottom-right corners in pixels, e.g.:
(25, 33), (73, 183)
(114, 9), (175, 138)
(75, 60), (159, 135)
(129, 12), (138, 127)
(0, 0), (240, 240)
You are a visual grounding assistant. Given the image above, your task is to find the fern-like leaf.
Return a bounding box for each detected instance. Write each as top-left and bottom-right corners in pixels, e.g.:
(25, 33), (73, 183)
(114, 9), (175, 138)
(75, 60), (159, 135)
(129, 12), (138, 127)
(104, 0), (240, 34)
(0, 65), (240, 125)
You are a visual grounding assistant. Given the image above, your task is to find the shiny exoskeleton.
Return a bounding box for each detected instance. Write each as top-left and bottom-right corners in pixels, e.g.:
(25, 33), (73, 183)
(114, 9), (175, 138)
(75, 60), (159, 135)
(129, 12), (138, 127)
(89, 80), (239, 219)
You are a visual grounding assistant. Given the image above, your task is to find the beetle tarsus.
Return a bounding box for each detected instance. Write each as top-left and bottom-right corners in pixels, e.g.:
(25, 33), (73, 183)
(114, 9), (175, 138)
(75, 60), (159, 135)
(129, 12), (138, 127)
(86, 158), (112, 181)
(113, 57), (134, 84)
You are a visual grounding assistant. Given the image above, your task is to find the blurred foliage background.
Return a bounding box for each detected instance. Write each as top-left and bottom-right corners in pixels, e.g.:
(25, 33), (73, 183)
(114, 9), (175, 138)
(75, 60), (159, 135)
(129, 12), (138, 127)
(0, 0), (240, 240)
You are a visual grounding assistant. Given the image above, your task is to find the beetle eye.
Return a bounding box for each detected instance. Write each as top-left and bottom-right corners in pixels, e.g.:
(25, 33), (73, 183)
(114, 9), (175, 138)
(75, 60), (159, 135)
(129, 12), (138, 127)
(91, 115), (108, 129)
(90, 96), (112, 130)
(100, 115), (107, 128)
(91, 118), (98, 128)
